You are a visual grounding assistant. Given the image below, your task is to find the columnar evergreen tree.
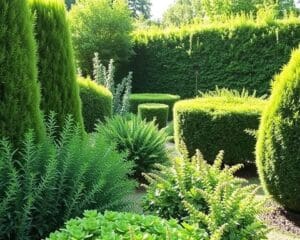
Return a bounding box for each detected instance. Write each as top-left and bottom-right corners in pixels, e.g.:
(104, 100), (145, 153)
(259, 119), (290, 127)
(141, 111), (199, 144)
(0, 0), (45, 146)
(128, 0), (151, 19)
(30, 0), (84, 131)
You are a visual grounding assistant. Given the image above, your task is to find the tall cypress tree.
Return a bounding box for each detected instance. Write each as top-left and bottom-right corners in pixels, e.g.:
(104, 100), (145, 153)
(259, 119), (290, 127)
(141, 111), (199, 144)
(30, 0), (84, 131)
(0, 0), (45, 146)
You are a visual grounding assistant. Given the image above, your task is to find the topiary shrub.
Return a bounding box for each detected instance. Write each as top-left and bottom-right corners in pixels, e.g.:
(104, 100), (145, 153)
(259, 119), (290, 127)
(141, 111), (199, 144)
(138, 103), (169, 129)
(130, 93), (180, 120)
(78, 77), (112, 132)
(0, 0), (45, 147)
(174, 89), (266, 164)
(29, 0), (84, 131)
(256, 48), (300, 213)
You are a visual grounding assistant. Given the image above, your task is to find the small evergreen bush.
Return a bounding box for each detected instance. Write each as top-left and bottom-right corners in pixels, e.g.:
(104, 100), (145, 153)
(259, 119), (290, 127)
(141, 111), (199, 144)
(138, 103), (169, 129)
(78, 77), (112, 132)
(256, 48), (300, 213)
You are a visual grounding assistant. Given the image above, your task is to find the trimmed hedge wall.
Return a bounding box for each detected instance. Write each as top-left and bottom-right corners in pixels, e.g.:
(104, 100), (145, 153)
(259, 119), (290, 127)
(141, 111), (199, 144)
(138, 103), (169, 129)
(78, 77), (112, 132)
(130, 93), (180, 120)
(174, 96), (266, 165)
(131, 18), (300, 98)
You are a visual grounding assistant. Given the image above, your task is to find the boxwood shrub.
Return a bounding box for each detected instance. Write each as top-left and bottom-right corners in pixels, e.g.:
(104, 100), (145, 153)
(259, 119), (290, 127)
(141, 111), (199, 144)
(78, 77), (112, 132)
(138, 103), (169, 129)
(174, 91), (266, 164)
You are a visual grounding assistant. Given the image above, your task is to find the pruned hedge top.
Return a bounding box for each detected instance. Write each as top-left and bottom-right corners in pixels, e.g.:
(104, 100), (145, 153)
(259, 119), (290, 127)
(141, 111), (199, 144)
(138, 103), (169, 110)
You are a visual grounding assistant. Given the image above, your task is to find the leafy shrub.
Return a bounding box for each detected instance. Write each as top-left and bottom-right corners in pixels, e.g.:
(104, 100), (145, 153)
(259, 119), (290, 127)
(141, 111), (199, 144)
(143, 147), (268, 240)
(0, 0), (45, 147)
(78, 77), (112, 132)
(98, 114), (168, 179)
(256, 48), (300, 213)
(138, 103), (169, 129)
(174, 89), (266, 164)
(130, 93), (181, 120)
(0, 114), (136, 239)
(30, 0), (84, 131)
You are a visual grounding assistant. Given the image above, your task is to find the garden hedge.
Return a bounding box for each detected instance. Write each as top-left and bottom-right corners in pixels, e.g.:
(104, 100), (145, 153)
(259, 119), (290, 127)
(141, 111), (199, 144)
(256, 48), (300, 213)
(130, 18), (300, 98)
(174, 95), (266, 165)
(78, 77), (112, 132)
(130, 93), (180, 120)
(138, 103), (169, 129)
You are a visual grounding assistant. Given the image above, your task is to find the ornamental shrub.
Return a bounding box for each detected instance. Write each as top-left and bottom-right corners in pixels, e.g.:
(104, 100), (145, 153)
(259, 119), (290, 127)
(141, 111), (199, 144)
(256, 48), (300, 213)
(30, 0), (84, 131)
(0, 0), (45, 147)
(174, 89), (266, 165)
(78, 77), (112, 132)
(0, 114), (136, 239)
(138, 103), (169, 129)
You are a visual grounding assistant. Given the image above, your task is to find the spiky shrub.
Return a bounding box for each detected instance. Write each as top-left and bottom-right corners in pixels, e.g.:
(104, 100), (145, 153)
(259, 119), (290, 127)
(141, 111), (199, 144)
(78, 77), (112, 132)
(256, 48), (300, 213)
(98, 114), (168, 179)
(29, 0), (84, 131)
(138, 103), (169, 129)
(0, 114), (136, 239)
(0, 0), (45, 147)
(143, 147), (267, 239)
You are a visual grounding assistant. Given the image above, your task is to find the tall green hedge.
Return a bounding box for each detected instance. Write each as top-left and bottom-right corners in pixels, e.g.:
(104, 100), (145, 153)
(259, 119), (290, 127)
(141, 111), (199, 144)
(131, 18), (300, 98)
(256, 48), (300, 213)
(30, 0), (83, 131)
(0, 0), (45, 146)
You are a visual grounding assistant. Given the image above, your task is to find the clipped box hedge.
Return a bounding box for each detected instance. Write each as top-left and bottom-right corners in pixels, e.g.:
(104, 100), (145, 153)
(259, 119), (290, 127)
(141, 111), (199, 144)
(174, 95), (266, 165)
(138, 103), (169, 129)
(130, 93), (180, 120)
(78, 77), (112, 132)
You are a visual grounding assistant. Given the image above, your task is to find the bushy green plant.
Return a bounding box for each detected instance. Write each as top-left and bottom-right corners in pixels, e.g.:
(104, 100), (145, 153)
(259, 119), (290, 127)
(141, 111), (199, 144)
(256, 48), (300, 212)
(0, 0), (45, 147)
(0, 114), (136, 239)
(143, 147), (268, 240)
(78, 77), (112, 132)
(138, 103), (169, 129)
(98, 114), (168, 179)
(30, 0), (84, 131)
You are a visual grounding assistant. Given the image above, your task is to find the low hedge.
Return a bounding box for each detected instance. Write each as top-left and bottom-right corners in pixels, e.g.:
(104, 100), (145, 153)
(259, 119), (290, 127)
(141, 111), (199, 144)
(138, 103), (169, 129)
(130, 93), (180, 120)
(78, 77), (112, 132)
(174, 95), (266, 165)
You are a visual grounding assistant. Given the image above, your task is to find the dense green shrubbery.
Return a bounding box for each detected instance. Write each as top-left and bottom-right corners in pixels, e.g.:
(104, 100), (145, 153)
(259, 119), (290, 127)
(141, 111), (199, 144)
(256, 48), (300, 213)
(138, 103), (169, 129)
(98, 114), (168, 179)
(143, 147), (267, 240)
(78, 77), (112, 132)
(0, 115), (136, 239)
(30, 0), (83, 131)
(174, 89), (266, 164)
(130, 93), (180, 120)
(0, 0), (45, 147)
(131, 17), (300, 97)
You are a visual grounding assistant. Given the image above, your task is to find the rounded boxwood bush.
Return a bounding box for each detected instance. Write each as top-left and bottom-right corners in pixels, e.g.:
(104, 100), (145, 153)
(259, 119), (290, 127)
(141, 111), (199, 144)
(138, 103), (169, 129)
(78, 77), (112, 132)
(174, 92), (266, 165)
(256, 49), (300, 213)
(129, 93), (180, 120)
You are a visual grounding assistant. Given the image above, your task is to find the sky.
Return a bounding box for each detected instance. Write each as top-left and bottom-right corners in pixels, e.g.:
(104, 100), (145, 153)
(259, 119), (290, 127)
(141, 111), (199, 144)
(151, 0), (175, 20)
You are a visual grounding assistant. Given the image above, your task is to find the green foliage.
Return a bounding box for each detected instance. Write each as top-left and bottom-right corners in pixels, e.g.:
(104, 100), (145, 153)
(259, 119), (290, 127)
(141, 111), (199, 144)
(131, 17), (300, 98)
(256, 48), (300, 212)
(98, 114), (168, 179)
(174, 90), (266, 164)
(30, 0), (84, 132)
(64, 0), (74, 10)
(143, 148), (268, 240)
(128, 0), (151, 19)
(138, 103), (169, 129)
(130, 93), (181, 120)
(69, 0), (133, 76)
(0, 114), (136, 239)
(78, 77), (112, 132)
(0, 0), (45, 147)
